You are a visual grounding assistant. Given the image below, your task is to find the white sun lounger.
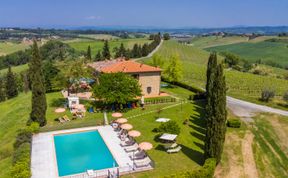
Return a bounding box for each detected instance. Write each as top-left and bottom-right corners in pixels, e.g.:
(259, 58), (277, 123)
(167, 146), (182, 153)
(130, 150), (146, 160)
(124, 143), (138, 152)
(134, 157), (151, 167)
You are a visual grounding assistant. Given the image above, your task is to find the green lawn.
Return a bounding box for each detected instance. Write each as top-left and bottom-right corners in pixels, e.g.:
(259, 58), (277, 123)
(207, 40), (288, 68)
(0, 41), (29, 56)
(67, 38), (150, 56)
(143, 40), (288, 110)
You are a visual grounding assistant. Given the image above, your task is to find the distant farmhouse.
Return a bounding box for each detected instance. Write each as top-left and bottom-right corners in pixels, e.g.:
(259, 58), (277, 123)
(88, 58), (162, 97)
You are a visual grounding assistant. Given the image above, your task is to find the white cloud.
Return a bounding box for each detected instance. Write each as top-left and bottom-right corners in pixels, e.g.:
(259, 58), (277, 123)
(85, 16), (102, 20)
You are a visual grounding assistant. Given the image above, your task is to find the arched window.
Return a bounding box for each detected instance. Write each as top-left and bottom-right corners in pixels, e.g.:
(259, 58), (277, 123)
(147, 87), (152, 94)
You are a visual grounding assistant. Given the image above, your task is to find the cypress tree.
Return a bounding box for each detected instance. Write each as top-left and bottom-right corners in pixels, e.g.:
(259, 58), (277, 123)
(141, 43), (149, 57)
(131, 44), (139, 58)
(102, 40), (111, 60)
(0, 77), (6, 102)
(204, 52), (227, 164)
(5, 66), (18, 99)
(116, 43), (126, 58)
(95, 50), (102, 61)
(43, 59), (60, 93)
(29, 41), (47, 126)
(86, 45), (92, 62)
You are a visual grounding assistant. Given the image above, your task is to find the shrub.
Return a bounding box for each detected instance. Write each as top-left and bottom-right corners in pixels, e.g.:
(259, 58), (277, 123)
(283, 92), (288, 103)
(13, 129), (32, 149)
(12, 143), (30, 164)
(227, 119), (241, 128)
(158, 120), (180, 135)
(27, 122), (40, 133)
(10, 161), (31, 178)
(260, 88), (275, 102)
(164, 158), (216, 178)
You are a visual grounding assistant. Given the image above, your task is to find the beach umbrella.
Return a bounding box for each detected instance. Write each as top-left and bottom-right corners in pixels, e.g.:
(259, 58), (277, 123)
(115, 118), (128, 124)
(138, 142), (153, 151)
(128, 130), (141, 137)
(112, 112), (123, 118)
(54, 108), (66, 113)
(120, 123), (133, 130)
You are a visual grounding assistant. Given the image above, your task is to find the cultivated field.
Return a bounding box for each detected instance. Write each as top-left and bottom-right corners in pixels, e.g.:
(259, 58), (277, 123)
(190, 36), (249, 49)
(207, 39), (288, 68)
(67, 38), (150, 56)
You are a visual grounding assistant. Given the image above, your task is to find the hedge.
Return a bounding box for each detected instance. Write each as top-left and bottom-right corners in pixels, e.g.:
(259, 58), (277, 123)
(161, 77), (206, 100)
(11, 122), (39, 178)
(164, 158), (216, 178)
(227, 119), (241, 128)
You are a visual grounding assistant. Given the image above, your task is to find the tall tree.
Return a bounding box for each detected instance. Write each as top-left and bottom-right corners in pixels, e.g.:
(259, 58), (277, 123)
(151, 54), (164, 67)
(86, 45), (92, 62)
(94, 50), (102, 61)
(141, 43), (149, 57)
(204, 53), (227, 164)
(131, 44), (141, 58)
(163, 33), (170, 40)
(43, 59), (60, 92)
(93, 73), (141, 105)
(102, 40), (111, 60)
(29, 41), (47, 126)
(0, 76), (6, 102)
(164, 54), (183, 83)
(115, 43), (127, 58)
(5, 66), (18, 99)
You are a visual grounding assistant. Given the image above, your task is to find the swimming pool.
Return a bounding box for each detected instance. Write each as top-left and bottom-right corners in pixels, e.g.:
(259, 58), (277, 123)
(54, 130), (118, 177)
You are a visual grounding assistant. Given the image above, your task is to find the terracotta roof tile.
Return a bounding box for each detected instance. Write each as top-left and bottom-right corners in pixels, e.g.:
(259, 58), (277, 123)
(88, 58), (161, 73)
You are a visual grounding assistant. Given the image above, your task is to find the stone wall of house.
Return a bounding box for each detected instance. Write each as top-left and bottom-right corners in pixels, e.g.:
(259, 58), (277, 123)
(138, 72), (161, 96)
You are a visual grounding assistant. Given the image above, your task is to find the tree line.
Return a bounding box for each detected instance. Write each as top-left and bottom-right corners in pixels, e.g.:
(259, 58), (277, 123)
(86, 33), (162, 61)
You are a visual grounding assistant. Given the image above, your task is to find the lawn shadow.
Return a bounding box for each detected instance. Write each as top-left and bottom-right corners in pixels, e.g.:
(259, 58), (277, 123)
(50, 98), (67, 107)
(194, 141), (204, 151)
(180, 144), (205, 165)
(190, 131), (205, 141)
(189, 100), (206, 134)
(155, 144), (166, 151)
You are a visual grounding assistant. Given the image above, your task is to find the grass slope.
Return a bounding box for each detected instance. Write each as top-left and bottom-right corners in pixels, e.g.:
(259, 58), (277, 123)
(143, 40), (288, 109)
(0, 93), (31, 178)
(0, 64), (28, 76)
(0, 42), (29, 56)
(67, 38), (150, 56)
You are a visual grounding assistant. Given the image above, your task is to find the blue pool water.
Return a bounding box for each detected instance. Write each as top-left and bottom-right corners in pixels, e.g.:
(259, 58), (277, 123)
(54, 130), (118, 176)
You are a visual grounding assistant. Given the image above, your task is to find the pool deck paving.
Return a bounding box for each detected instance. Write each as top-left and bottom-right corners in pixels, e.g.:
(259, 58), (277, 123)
(31, 126), (149, 178)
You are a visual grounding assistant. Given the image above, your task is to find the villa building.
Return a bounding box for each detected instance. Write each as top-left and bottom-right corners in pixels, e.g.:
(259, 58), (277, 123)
(88, 58), (162, 97)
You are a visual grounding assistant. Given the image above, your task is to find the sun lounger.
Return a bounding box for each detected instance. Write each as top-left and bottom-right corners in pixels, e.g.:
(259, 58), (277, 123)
(58, 117), (66, 123)
(121, 140), (134, 147)
(124, 143), (138, 152)
(63, 115), (70, 121)
(130, 151), (146, 160)
(167, 146), (182, 153)
(134, 157), (151, 167)
(164, 143), (178, 150)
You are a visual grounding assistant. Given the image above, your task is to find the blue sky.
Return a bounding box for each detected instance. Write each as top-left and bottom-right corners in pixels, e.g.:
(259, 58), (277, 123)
(0, 0), (288, 28)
